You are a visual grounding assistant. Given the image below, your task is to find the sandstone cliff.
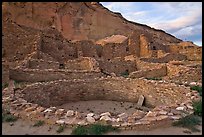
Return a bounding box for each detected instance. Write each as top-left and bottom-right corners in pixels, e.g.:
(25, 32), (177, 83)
(3, 2), (181, 44)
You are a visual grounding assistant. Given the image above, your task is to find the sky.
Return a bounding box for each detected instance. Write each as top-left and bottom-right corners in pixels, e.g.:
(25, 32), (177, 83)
(101, 2), (202, 46)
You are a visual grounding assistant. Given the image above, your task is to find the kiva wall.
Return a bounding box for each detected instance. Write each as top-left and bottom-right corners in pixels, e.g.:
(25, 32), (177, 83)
(9, 69), (102, 82)
(21, 78), (191, 108)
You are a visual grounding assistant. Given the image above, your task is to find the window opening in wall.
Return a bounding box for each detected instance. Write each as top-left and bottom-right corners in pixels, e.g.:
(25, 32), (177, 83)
(59, 63), (65, 69)
(152, 46), (156, 50)
(126, 47), (129, 52)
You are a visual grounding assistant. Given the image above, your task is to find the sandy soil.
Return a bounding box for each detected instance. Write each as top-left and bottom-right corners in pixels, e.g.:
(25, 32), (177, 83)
(2, 118), (202, 135)
(57, 100), (150, 115)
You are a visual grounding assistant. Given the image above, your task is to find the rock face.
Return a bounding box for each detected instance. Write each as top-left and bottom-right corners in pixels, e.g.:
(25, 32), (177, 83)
(3, 2), (180, 43)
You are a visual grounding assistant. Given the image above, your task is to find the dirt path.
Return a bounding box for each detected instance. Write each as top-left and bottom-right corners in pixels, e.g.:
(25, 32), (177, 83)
(2, 118), (202, 135)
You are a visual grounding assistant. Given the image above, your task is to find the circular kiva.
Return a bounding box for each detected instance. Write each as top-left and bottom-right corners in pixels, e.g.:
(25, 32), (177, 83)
(3, 77), (200, 129)
(21, 77), (191, 108)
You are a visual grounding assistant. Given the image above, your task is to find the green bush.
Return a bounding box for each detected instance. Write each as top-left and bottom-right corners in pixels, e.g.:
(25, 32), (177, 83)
(146, 77), (162, 80)
(71, 125), (88, 135)
(190, 86), (202, 96)
(2, 83), (8, 89)
(56, 125), (66, 133)
(33, 120), (45, 127)
(192, 100), (202, 116)
(120, 71), (129, 78)
(172, 114), (201, 132)
(71, 124), (119, 135)
(2, 113), (18, 122)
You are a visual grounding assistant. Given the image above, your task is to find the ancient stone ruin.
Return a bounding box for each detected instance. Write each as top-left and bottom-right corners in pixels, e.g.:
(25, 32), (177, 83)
(2, 2), (202, 130)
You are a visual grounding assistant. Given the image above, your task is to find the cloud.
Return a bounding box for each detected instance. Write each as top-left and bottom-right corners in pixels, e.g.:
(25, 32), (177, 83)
(100, 2), (202, 46)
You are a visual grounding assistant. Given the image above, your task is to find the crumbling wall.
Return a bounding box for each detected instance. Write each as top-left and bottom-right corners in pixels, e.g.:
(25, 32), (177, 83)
(41, 29), (78, 63)
(179, 46), (202, 61)
(129, 65), (167, 79)
(157, 50), (167, 58)
(75, 40), (98, 58)
(140, 53), (187, 63)
(2, 22), (41, 63)
(135, 58), (163, 70)
(164, 63), (202, 84)
(2, 62), (10, 84)
(168, 42), (202, 61)
(102, 42), (129, 60)
(28, 59), (59, 69)
(139, 34), (150, 58)
(128, 31), (140, 57)
(168, 44), (181, 53)
(65, 57), (100, 71)
(98, 58), (137, 75)
(9, 69), (102, 82)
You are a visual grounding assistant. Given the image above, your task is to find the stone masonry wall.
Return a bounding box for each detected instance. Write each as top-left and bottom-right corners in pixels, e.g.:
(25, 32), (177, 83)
(21, 77), (192, 108)
(139, 34), (150, 58)
(9, 68), (102, 82)
(65, 57), (100, 71)
(129, 65), (167, 79)
(98, 58), (137, 75)
(28, 59), (59, 69)
(135, 58), (163, 71)
(2, 22), (41, 63)
(179, 46), (202, 61)
(128, 31), (140, 57)
(102, 42), (129, 60)
(76, 41), (98, 58)
(40, 29), (78, 63)
(140, 53), (187, 63)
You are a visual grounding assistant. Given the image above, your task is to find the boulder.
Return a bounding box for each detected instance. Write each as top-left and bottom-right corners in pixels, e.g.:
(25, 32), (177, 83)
(146, 111), (158, 117)
(117, 113), (128, 120)
(55, 109), (65, 116)
(65, 110), (74, 117)
(87, 113), (94, 117)
(86, 116), (95, 123)
(93, 114), (100, 120)
(137, 95), (145, 107)
(25, 106), (36, 112)
(176, 106), (186, 111)
(56, 120), (65, 124)
(158, 110), (168, 115)
(100, 115), (112, 121)
(100, 112), (111, 117)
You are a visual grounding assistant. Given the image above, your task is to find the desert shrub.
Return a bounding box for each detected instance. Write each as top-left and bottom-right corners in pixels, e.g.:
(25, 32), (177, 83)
(172, 114), (201, 132)
(120, 71), (129, 78)
(71, 124), (119, 135)
(146, 77), (162, 80)
(2, 83), (8, 89)
(190, 86), (202, 96)
(33, 120), (45, 127)
(56, 125), (66, 133)
(192, 100), (202, 116)
(2, 113), (18, 122)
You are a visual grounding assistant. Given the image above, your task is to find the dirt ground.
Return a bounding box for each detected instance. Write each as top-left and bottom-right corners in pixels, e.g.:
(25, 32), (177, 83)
(2, 118), (202, 135)
(57, 100), (150, 115)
